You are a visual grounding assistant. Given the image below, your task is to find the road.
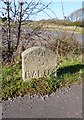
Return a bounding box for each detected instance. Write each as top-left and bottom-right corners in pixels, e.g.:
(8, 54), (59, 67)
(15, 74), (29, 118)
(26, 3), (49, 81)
(1, 83), (82, 118)
(54, 30), (83, 45)
(66, 31), (83, 45)
(44, 27), (83, 45)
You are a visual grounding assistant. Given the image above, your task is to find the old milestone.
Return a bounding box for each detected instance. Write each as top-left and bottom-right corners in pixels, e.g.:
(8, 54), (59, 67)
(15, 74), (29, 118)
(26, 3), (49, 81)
(22, 46), (59, 81)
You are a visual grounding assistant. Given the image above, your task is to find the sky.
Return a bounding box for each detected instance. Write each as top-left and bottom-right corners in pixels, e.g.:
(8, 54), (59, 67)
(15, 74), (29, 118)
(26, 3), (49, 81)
(33, 1), (83, 21)
(0, 0), (83, 21)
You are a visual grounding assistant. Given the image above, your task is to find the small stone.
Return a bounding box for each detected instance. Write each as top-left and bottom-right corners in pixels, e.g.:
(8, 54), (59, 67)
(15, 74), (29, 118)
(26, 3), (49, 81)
(77, 113), (79, 116)
(76, 96), (79, 99)
(67, 112), (70, 114)
(29, 106), (32, 109)
(41, 97), (46, 101)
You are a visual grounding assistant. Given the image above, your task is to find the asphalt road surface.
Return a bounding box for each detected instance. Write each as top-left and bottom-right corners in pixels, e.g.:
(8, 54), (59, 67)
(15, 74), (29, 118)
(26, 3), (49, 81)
(1, 83), (82, 119)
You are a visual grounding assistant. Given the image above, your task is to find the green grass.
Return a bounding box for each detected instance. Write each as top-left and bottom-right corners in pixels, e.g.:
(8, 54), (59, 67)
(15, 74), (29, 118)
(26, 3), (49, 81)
(25, 20), (83, 33)
(1, 57), (84, 101)
(44, 25), (83, 34)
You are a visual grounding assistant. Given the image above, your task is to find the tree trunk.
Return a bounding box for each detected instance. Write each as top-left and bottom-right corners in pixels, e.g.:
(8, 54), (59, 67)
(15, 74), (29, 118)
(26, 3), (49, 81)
(7, 1), (11, 53)
(16, 2), (22, 49)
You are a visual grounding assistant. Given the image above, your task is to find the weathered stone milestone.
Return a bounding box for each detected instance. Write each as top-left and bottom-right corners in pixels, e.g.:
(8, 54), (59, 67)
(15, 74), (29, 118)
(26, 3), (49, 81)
(22, 46), (59, 81)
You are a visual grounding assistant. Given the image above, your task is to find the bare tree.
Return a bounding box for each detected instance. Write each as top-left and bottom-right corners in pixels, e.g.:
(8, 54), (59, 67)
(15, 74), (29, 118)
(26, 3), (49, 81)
(14, 0), (51, 49)
(2, 0), (11, 52)
(67, 8), (84, 22)
(1, 0), (12, 62)
(0, 0), (51, 62)
(16, 1), (23, 49)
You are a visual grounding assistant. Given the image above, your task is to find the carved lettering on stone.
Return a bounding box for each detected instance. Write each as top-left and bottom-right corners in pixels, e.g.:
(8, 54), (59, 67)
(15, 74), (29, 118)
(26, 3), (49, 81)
(22, 46), (59, 81)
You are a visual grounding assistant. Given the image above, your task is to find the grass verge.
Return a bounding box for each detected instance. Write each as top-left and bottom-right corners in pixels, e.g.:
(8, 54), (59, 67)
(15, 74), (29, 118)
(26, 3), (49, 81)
(44, 25), (83, 34)
(1, 56), (84, 101)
